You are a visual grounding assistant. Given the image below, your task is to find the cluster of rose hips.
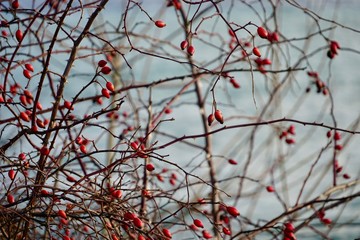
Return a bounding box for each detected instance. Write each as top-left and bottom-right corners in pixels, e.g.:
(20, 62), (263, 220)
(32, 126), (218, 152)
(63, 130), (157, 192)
(189, 204), (239, 238)
(5, 152), (32, 205)
(315, 209), (332, 225)
(153, 18), (196, 57)
(166, 0), (182, 10)
(146, 164), (179, 186)
(253, 27), (277, 74)
(180, 39), (195, 56)
(97, 60), (114, 99)
(279, 125), (296, 145)
(221, 72), (241, 89)
(327, 40), (340, 59)
(207, 109), (224, 126)
(283, 222), (296, 240)
(0, 63), (51, 133)
(306, 71), (329, 95)
(75, 136), (91, 158)
(1, 20), (10, 38)
(130, 138), (147, 158)
(116, 211), (173, 239)
(326, 131), (351, 179)
(327, 130), (343, 151)
(57, 209), (73, 239)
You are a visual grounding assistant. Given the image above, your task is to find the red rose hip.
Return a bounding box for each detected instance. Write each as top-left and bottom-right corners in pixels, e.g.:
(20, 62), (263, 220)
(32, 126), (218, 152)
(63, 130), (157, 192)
(214, 109), (224, 124)
(155, 20), (166, 28)
(257, 27), (268, 39)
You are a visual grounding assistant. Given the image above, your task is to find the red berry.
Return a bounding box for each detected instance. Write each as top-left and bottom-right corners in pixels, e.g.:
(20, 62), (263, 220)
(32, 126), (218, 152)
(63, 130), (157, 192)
(111, 189), (122, 198)
(334, 131), (341, 140)
(268, 32), (279, 42)
(193, 219), (204, 228)
(18, 153), (26, 160)
(327, 50), (335, 59)
(130, 141), (139, 150)
(40, 146), (50, 155)
(222, 215), (230, 224)
(35, 102), (43, 111)
(64, 100), (73, 110)
(257, 27), (268, 39)
(335, 144), (343, 151)
(190, 224), (198, 231)
(252, 47), (261, 57)
(8, 169), (16, 180)
(331, 40), (340, 49)
(167, 0), (182, 9)
(187, 45), (195, 56)
(307, 71), (319, 78)
(214, 109), (224, 124)
(228, 159), (237, 165)
(287, 125), (296, 135)
(343, 173), (350, 179)
(330, 41), (339, 55)
(138, 235), (145, 240)
(16, 29), (23, 42)
(262, 58), (272, 65)
(80, 144), (87, 154)
(226, 206), (240, 217)
(266, 185), (275, 192)
(146, 163), (155, 171)
(102, 88), (110, 98)
(95, 96), (103, 105)
(60, 218), (68, 225)
(162, 228), (172, 238)
(202, 230), (212, 239)
(223, 227), (231, 235)
(169, 178), (176, 185)
(321, 218), (332, 225)
(106, 82), (115, 92)
(12, 0), (19, 9)
(207, 114), (215, 126)
(164, 107), (172, 114)
(228, 28), (235, 37)
(98, 60), (107, 67)
(284, 222), (294, 231)
(67, 175), (76, 182)
(180, 40), (188, 50)
(20, 95), (28, 106)
(41, 189), (50, 195)
(58, 210), (67, 219)
(155, 20), (166, 28)
(25, 63), (34, 72)
(285, 138), (295, 145)
(19, 111), (30, 122)
(326, 130), (332, 138)
(316, 209), (325, 219)
(101, 66), (111, 74)
(156, 174), (164, 182)
(133, 217), (143, 228)
(230, 78), (240, 88)
(259, 66), (267, 74)
(7, 194), (15, 204)
(23, 89), (32, 99)
(75, 137), (83, 145)
(336, 166), (343, 173)
(124, 212), (136, 221)
(23, 69), (31, 79)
